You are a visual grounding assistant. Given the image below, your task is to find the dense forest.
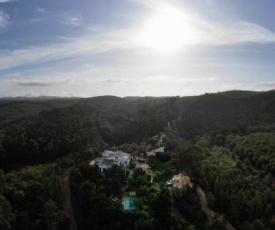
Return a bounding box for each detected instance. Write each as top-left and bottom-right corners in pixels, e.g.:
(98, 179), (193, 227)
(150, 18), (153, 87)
(0, 90), (275, 229)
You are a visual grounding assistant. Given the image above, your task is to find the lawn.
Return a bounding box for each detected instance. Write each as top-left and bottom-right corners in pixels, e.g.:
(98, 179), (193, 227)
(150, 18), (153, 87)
(151, 160), (170, 172)
(149, 159), (172, 183)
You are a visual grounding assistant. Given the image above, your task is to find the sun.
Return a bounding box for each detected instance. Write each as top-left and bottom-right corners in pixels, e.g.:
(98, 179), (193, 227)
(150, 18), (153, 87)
(138, 6), (199, 52)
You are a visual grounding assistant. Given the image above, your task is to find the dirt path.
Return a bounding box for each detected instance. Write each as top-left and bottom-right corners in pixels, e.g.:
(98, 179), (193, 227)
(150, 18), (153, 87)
(196, 187), (236, 230)
(62, 167), (78, 230)
(176, 173), (236, 230)
(156, 132), (166, 147)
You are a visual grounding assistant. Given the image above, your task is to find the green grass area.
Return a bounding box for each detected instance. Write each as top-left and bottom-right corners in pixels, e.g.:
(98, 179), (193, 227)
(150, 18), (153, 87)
(151, 160), (170, 172)
(149, 159), (172, 183)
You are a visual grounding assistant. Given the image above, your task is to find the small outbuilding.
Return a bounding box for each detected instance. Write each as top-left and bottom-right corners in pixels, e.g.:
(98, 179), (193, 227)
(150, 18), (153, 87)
(153, 146), (165, 154)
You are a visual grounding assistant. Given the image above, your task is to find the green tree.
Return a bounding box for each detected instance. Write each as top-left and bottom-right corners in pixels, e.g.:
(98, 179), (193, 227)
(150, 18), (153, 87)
(42, 199), (61, 230)
(0, 194), (15, 230)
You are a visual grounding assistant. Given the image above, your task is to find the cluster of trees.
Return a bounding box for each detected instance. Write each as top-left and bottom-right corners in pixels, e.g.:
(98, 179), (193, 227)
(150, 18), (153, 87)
(0, 147), (100, 230)
(0, 108), (101, 170)
(0, 164), (68, 230)
(175, 91), (275, 138)
(70, 161), (217, 230)
(2, 91), (275, 170)
(170, 186), (226, 230)
(71, 163), (160, 230)
(168, 133), (275, 230)
(0, 97), (175, 170)
(1, 91), (275, 229)
(230, 133), (275, 175)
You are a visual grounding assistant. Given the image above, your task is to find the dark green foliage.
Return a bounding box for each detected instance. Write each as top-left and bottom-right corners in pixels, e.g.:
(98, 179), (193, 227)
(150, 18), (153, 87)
(0, 97), (81, 127)
(171, 187), (210, 229)
(171, 141), (204, 177)
(0, 164), (68, 230)
(0, 194), (15, 230)
(151, 187), (172, 229)
(166, 131), (275, 230)
(1, 91), (275, 170)
(176, 91), (275, 138)
(0, 96), (174, 170)
(0, 107), (101, 170)
(0, 91), (275, 229)
(230, 133), (275, 175)
(197, 134), (275, 230)
(71, 163), (158, 230)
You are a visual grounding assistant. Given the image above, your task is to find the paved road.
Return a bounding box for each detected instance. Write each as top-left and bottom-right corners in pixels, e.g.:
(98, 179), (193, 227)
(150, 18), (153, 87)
(62, 167), (78, 230)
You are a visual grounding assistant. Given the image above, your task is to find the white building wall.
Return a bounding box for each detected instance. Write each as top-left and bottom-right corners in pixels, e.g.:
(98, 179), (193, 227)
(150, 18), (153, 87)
(106, 156), (130, 167)
(99, 164), (112, 172)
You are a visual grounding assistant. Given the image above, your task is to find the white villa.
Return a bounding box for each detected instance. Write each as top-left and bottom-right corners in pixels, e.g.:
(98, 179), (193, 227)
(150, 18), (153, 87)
(98, 150), (132, 172)
(98, 159), (119, 172)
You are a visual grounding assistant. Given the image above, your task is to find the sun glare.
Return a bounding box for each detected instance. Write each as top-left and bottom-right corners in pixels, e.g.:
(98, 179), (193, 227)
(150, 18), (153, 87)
(139, 6), (199, 52)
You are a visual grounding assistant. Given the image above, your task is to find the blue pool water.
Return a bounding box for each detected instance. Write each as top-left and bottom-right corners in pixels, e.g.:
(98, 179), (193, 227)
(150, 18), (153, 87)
(123, 197), (136, 211)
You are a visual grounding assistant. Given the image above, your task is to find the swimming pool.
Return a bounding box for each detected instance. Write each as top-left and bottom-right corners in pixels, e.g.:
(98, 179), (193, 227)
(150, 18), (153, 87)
(123, 197), (136, 211)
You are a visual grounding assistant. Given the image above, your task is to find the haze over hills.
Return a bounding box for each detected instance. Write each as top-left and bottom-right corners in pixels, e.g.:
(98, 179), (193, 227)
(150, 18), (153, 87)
(0, 97), (81, 127)
(1, 90), (275, 133)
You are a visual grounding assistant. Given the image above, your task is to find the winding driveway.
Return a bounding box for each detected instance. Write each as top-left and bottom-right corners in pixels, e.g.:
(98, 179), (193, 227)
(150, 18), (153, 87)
(179, 173), (236, 230)
(197, 186), (236, 230)
(62, 167), (78, 230)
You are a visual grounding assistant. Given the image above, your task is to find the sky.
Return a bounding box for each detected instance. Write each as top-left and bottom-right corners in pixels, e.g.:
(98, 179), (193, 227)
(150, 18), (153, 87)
(0, 0), (275, 97)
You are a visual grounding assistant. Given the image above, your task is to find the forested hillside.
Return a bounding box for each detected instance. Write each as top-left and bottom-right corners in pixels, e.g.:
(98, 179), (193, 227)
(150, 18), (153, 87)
(175, 90), (275, 138)
(0, 97), (81, 127)
(0, 90), (275, 230)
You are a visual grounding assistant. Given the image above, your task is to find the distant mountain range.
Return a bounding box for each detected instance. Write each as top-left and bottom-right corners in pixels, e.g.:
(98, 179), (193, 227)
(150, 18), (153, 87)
(1, 90), (275, 137)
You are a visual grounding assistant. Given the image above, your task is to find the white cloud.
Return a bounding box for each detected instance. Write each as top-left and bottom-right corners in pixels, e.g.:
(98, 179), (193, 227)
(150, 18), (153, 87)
(0, 60), (219, 97)
(0, 0), (12, 3)
(1, 0), (275, 98)
(130, 0), (164, 9)
(142, 75), (216, 83)
(188, 16), (275, 45)
(205, 21), (275, 45)
(60, 12), (83, 27)
(133, 0), (275, 46)
(1, 1), (275, 71)
(221, 82), (275, 92)
(8, 78), (70, 87)
(0, 10), (10, 28)
(0, 30), (133, 70)
(36, 8), (46, 14)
